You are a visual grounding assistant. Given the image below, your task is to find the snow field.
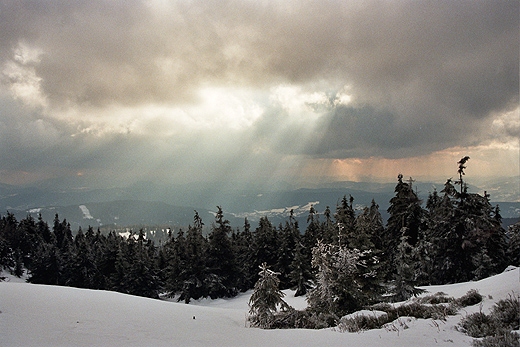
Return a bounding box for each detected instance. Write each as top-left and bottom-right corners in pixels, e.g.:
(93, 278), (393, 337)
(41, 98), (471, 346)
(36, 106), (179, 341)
(1, 267), (518, 347)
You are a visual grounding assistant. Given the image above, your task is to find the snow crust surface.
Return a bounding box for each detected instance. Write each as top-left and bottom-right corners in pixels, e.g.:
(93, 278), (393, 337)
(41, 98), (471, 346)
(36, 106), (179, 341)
(1, 267), (518, 347)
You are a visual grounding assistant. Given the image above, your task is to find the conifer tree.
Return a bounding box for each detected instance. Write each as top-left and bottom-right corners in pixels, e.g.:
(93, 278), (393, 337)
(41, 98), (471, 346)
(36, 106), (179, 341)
(277, 211), (299, 289)
(126, 230), (160, 298)
(206, 206), (238, 298)
(289, 241), (313, 297)
(16, 215), (38, 273)
(390, 233), (425, 301)
(37, 213), (53, 244)
(352, 203), (385, 303)
(0, 213), (17, 275)
(334, 195), (356, 247)
(28, 241), (62, 285)
(426, 179), (460, 283)
(426, 157), (508, 283)
(303, 205), (321, 262)
(99, 231), (120, 290)
(68, 228), (97, 288)
(321, 206), (335, 244)
(384, 174), (425, 280)
(456, 156), (471, 195)
(159, 228), (184, 296)
(249, 263), (290, 329)
(232, 218), (256, 292)
(89, 228), (109, 290)
(179, 211), (208, 302)
(111, 233), (133, 293)
(307, 241), (366, 319)
(506, 222), (520, 266)
(252, 216), (278, 281)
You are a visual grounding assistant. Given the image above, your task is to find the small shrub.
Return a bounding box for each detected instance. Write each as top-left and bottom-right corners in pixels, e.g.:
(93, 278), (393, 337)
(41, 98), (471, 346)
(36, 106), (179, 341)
(270, 309), (317, 329)
(395, 301), (456, 320)
(455, 289), (483, 307)
(472, 331), (520, 347)
(459, 293), (520, 345)
(370, 302), (393, 312)
(415, 292), (452, 305)
(490, 294), (520, 331)
(338, 312), (389, 332)
(459, 312), (498, 338)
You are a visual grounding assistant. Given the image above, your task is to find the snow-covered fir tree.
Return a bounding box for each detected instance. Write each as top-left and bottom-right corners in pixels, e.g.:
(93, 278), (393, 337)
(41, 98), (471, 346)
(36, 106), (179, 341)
(307, 240), (369, 320)
(389, 232), (424, 302)
(288, 241), (313, 297)
(248, 262), (290, 329)
(506, 222), (520, 266)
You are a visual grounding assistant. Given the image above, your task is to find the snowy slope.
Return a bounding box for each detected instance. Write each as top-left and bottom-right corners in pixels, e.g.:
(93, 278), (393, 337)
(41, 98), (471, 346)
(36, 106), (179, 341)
(1, 267), (518, 347)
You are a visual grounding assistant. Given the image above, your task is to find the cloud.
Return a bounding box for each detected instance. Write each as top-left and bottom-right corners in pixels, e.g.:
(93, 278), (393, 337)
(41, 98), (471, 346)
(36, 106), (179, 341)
(0, 0), (517, 186)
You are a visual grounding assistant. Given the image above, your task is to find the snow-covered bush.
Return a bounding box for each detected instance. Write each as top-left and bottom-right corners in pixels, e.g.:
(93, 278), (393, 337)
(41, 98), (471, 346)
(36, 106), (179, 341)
(396, 301), (457, 320)
(338, 311), (388, 332)
(268, 308), (315, 329)
(490, 294), (520, 331)
(453, 289), (483, 307)
(459, 312), (497, 338)
(472, 331), (520, 347)
(338, 292), (471, 333)
(459, 293), (519, 341)
(414, 292), (452, 305)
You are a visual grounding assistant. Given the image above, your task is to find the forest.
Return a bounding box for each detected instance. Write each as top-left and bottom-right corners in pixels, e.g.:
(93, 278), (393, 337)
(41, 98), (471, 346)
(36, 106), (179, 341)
(1, 157), (519, 329)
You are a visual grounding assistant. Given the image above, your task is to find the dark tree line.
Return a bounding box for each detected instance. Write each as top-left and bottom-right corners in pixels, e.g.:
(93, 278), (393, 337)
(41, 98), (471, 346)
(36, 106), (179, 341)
(0, 213), (160, 297)
(1, 158), (518, 315)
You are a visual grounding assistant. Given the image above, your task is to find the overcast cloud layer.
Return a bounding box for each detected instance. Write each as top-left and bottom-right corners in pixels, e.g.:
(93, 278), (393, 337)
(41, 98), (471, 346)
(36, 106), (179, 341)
(0, 0), (518, 188)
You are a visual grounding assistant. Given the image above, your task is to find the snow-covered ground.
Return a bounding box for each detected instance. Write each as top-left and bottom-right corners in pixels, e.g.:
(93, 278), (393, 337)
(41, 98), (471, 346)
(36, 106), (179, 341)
(1, 267), (518, 347)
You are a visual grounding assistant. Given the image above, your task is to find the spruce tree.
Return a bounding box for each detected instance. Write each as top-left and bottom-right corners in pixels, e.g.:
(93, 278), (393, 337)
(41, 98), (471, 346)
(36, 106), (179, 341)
(252, 216), (278, 281)
(0, 213), (16, 275)
(321, 206), (335, 244)
(248, 263), (290, 329)
(90, 228), (109, 290)
(126, 230), (160, 298)
(304, 205), (320, 251)
(277, 211), (299, 289)
(206, 206), (238, 298)
(288, 241), (313, 297)
(352, 203), (385, 304)
(506, 222), (520, 266)
(307, 241), (366, 320)
(68, 228), (97, 288)
(28, 241), (62, 285)
(390, 232), (425, 301)
(384, 174), (425, 280)
(111, 233), (132, 294)
(426, 157), (508, 283)
(334, 195), (356, 247)
(232, 218), (256, 292)
(16, 215), (38, 273)
(179, 211), (208, 303)
(99, 231), (120, 290)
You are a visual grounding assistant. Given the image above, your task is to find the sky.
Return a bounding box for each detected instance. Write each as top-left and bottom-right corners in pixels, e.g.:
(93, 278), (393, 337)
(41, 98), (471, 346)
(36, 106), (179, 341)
(0, 0), (518, 190)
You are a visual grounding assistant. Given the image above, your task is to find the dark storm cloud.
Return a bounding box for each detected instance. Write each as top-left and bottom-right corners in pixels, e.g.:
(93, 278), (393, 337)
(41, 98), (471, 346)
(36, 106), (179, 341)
(251, 0), (519, 158)
(1, 0), (515, 110)
(310, 105), (480, 159)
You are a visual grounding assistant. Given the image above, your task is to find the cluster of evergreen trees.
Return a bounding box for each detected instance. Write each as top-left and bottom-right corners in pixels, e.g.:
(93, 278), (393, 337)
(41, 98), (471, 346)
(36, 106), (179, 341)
(1, 158), (519, 322)
(0, 213), (160, 298)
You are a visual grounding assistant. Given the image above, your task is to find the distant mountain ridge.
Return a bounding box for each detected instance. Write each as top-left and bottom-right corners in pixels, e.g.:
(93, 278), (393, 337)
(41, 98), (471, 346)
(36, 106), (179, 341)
(1, 178), (518, 230)
(21, 200), (213, 231)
